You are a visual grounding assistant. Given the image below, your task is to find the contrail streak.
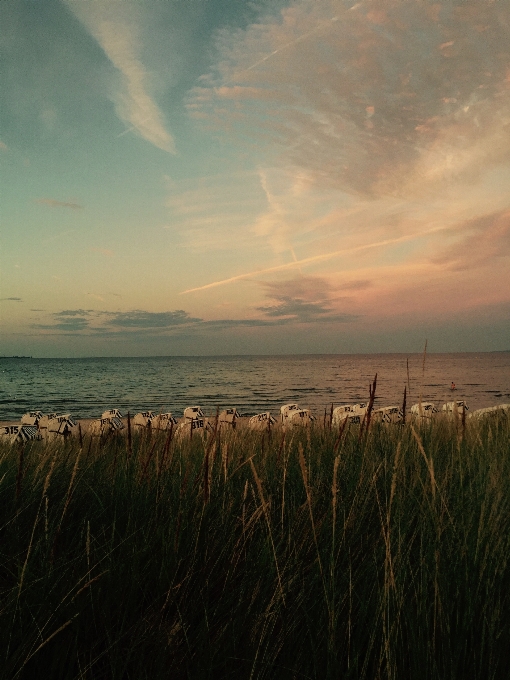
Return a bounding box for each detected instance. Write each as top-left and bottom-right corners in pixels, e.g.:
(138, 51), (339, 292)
(116, 117), (151, 138)
(241, 16), (339, 73)
(180, 225), (450, 294)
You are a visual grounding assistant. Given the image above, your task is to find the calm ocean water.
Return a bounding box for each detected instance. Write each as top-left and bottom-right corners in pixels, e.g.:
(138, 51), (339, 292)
(0, 353), (509, 421)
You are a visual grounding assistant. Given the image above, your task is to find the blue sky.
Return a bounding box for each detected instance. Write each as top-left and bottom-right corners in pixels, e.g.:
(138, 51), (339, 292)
(1, 0), (509, 356)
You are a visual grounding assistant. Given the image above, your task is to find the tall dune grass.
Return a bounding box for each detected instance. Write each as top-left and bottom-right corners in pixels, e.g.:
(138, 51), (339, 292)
(1, 414), (509, 679)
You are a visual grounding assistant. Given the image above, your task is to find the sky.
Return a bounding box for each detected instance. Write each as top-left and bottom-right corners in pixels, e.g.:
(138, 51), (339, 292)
(1, 0), (509, 357)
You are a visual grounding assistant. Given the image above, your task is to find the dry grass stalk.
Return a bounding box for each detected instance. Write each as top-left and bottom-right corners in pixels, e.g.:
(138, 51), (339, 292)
(281, 439), (288, 529)
(156, 424), (174, 505)
(418, 339), (428, 413)
(333, 414), (349, 453)
(72, 570), (108, 601)
(17, 511), (40, 602)
(16, 614), (79, 675)
(139, 439), (157, 483)
(242, 479), (248, 532)
(18, 451), (58, 600)
(298, 442), (328, 613)
(63, 447), (82, 515)
(332, 453), (340, 543)
(411, 424), (436, 501)
(250, 458), (285, 604)
(15, 443), (25, 501)
(366, 373), (377, 430)
(127, 411), (132, 458)
(86, 520), (91, 571)
(222, 442), (228, 483)
(51, 446), (83, 563)
(276, 432), (285, 464)
(203, 408), (219, 504)
(382, 442), (402, 593)
(360, 373), (377, 441)
(160, 423), (174, 475)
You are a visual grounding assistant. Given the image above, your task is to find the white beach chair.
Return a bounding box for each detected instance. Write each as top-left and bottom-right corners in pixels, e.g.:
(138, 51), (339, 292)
(176, 406), (213, 438)
(89, 416), (124, 437)
(280, 404), (300, 424)
(442, 401), (469, 416)
(332, 405), (354, 426)
(352, 402), (368, 416)
(469, 404), (510, 419)
(133, 411), (156, 428)
(345, 413), (363, 426)
(218, 408), (239, 428)
(150, 413), (178, 431)
(1, 424), (41, 443)
(183, 406), (205, 421)
(21, 411), (44, 426)
(410, 403), (438, 419)
(37, 413), (64, 431)
(288, 409), (315, 427)
(45, 414), (77, 438)
(176, 416), (211, 438)
(102, 409), (123, 420)
(373, 406), (402, 424)
(249, 412), (276, 431)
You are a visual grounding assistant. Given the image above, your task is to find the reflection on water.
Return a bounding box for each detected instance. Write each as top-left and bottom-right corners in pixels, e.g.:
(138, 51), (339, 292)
(0, 353), (509, 420)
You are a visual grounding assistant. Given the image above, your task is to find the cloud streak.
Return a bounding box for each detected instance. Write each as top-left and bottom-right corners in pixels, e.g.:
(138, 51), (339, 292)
(191, 0), (510, 198)
(37, 198), (83, 210)
(179, 0), (510, 332)
(180, 223), (453, 293)
(31, 298), (359, 338)
(258, 274), (358, 323)
(68, 1), (175, 153)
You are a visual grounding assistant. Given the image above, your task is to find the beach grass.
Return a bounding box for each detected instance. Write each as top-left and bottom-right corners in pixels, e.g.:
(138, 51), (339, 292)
(1, 413), (509, 679)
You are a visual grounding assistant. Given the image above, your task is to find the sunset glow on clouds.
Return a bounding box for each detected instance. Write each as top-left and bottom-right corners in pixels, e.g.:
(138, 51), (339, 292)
(1, 0), (509, 356)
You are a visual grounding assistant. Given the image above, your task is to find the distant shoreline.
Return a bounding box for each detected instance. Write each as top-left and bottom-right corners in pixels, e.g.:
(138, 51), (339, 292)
(0, 355), (32, 359)
(0, 350), (508, 360)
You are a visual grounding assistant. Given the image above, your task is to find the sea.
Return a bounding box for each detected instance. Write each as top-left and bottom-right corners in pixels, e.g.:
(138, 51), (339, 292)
(1, 353), (509, 421)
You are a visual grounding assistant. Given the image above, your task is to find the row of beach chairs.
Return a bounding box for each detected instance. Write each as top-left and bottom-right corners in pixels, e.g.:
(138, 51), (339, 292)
(2, 400), (509, 444)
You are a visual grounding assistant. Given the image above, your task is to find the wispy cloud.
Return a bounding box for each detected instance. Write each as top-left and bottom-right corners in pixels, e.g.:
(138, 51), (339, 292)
(85, 292), (122, 302)
(181, 0), (510, 326)
(258, 297), (356, 323)
(165, 171), (266, 252)
(33, 308), (201, 335)
(36, 317), (91, 332)
(68, 1), (175, 153)
(431, 209), (510, 271)
(108, 310), (200, 328)
(258, 275), (358, 323)
(31, 299), (356, 338)
(190, 0), (510, 198)
(37, 198), (83, 210)
(179, 223), (454, 293)
(55, 310), (95, 317)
